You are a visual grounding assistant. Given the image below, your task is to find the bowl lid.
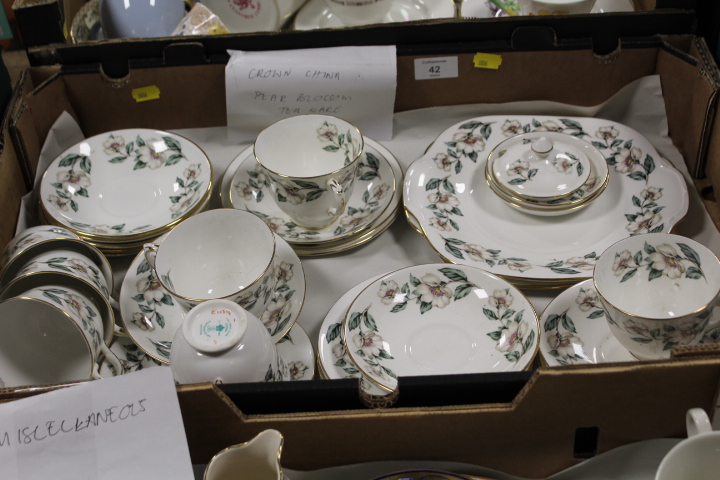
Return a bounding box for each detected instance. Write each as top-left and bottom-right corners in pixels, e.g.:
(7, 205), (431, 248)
(489, 132), (592, 200)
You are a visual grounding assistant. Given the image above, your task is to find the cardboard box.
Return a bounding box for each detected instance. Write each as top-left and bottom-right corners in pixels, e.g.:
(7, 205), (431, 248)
(2, 30), (720, 477)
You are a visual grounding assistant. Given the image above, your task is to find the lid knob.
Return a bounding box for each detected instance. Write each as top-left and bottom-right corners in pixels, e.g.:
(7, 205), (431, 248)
(531, 137), (554, 156)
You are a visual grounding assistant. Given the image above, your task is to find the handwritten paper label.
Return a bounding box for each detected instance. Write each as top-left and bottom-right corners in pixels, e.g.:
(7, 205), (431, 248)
(225, 46), (397, 142)
(0, 368), (194, 479)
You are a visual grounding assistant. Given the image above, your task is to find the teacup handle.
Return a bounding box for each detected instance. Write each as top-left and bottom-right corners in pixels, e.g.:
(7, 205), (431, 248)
(92, 344), (124, 379)
(143, 243), (160, 269)
(326, 179), (347, 218)
(687, 408), (713, 437)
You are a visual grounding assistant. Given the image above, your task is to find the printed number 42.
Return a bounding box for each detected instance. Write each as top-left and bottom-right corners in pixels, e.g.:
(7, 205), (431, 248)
(429, 66), (440, 73)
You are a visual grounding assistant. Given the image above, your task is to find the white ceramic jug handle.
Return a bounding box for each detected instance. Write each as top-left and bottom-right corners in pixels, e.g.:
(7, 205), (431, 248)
(686, 408), (712, 437)
(326, 179), (346, 218)
(143, 243), (160, 269)
(92, 344), (123, 379)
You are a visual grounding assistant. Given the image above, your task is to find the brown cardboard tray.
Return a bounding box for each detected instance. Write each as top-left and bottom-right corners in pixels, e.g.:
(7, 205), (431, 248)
(1, 32), (720, 478)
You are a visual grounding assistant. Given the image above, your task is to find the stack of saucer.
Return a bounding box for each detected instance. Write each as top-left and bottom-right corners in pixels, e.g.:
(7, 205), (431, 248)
(38, 129), (213, 256)
(484, 132), (609, 216)
(221, 124), (402, 256)
(318, 264), (540, 394)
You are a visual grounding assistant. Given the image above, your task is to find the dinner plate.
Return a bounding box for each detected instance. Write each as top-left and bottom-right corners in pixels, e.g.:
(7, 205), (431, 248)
(404, 115), (688, 286)
(343, 264), (539, 391)
(293, 0), (454, 30)
(40, 129), (213, 242)
(318, 273), (390, 396)
(119, 232), (306, 363)
(100, 322), (314, 380)
(228, 141), (396, 244)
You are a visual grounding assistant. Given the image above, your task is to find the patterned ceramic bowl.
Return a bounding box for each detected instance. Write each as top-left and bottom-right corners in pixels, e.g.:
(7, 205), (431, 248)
(593, 233), (720, 360)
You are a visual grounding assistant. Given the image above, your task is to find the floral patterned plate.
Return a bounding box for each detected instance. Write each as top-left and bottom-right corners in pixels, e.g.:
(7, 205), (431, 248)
(40, 129), (213, 242)
(119, 232), (306, 363)
(343, 264), (539, 392)
(318, 273), (390, 396)
(404, 115), (688, 286)
(226, 138), (396, 245)
(100, 322), (315, 380)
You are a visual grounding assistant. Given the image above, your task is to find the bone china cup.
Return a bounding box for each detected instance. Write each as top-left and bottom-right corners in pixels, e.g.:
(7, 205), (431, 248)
(655, 408), (720, 480)
(518, 0), (597, 15)
(593, 233), (720, 360)
(254, 114), (364, 229)
(170, 300), (283, 384)
(143, 209), (277, 315)
(0, 285), (122, 387)
(322, 0), (394, 26)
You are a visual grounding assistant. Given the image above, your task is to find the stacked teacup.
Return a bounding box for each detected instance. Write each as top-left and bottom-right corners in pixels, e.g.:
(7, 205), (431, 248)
(593, 233), (720, 360)
(0, 225), (122, 387)
(144, 208), (290, 383)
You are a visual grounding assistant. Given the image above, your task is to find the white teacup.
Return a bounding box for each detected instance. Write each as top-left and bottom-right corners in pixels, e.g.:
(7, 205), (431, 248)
(254, 114), (364, 229)
(593, 233), (720, 360)
(655, 408), (720, 480)
(143, 209), (277, 315)
(170, 299), (283, 384)
(0, 285), (122, 387)
(322, 0), (394, 26)
(518, 0), (596, 15)
(9, 249), (113, 302)
(100, 0), (186, 38)
(1, 225), (79, 272)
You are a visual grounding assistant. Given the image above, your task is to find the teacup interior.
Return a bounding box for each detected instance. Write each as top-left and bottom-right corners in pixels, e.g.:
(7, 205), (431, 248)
(156, 211), (275, 300)
(254, 115), (361, 177)
(0, 298), (93, 387)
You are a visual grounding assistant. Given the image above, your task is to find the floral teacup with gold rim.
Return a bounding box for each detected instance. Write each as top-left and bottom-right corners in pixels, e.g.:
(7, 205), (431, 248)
(593, 233), (720, 360)
(518, 0), (597, 15)
(254, 114), (364, 229)
(143, 209), (277, 315)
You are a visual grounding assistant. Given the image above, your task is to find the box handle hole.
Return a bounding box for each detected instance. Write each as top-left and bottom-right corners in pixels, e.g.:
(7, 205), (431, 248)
(573, 426), (599, 459)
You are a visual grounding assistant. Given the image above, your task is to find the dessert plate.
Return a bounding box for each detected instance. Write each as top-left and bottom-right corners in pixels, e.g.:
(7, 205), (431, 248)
(119, 233), (305, 363)
(404, 115), (688, 285)
(318, 273), (389, 396)
(228, 140), (396, 244)
(101, 322), (314, 380)
(294, 0), (454, 30)
(40, 129), (213, 241)
(343, 264), (539, 391)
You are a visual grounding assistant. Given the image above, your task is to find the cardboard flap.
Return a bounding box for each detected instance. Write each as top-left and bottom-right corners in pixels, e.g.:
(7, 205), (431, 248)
(175, 357), (720, 477)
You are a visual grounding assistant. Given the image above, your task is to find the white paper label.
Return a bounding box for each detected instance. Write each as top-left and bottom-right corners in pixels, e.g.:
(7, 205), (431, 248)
(226, 46), (397, 142)
(414, 57), (459, 80)
(0, 368), (194, 480)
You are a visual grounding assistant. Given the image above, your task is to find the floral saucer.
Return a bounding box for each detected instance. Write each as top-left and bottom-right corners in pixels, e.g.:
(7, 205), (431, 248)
(318, 273), (390, 396)
(462, 0), (633, 17)
(404, 116), (688, 286)
(539, 278), (720, 367)
(343, 264), (539, 392)
(224, 137), (397, 245)
(293, 0), (453, 30)
(539, 279), (636, 366)
(40, 129), (213, 242)
(100, 322), (315, 380)
(119, 232), (306, 363)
